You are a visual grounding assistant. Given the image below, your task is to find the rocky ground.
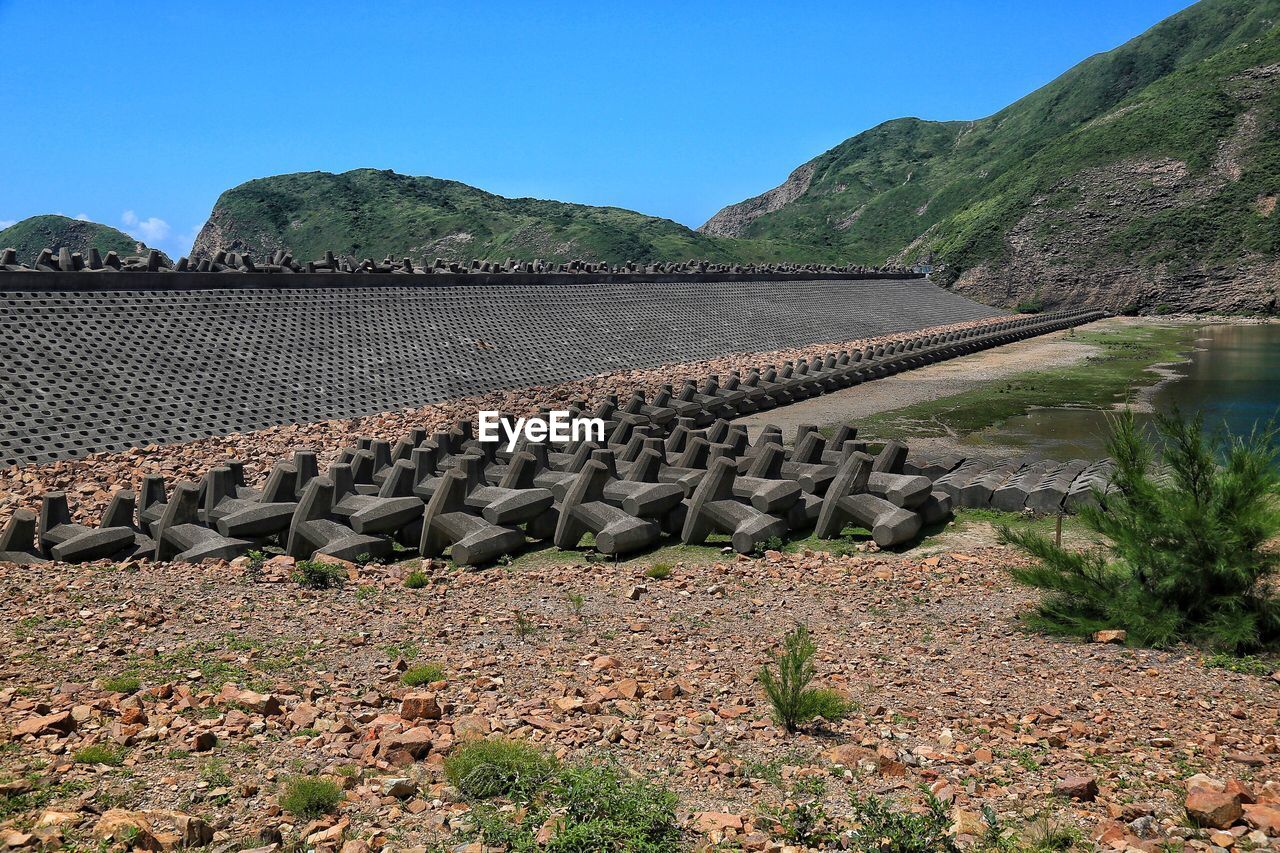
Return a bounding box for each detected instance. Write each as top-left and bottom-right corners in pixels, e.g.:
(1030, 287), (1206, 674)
(2, 543), (1278, 851)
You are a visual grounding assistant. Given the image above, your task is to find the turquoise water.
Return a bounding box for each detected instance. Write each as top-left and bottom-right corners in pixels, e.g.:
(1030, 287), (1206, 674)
(1153, 324), (1280, 439)
(960, 323), (1280, 461)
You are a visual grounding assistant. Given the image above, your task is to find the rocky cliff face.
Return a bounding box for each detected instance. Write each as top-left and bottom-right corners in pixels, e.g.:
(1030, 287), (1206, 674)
(697, 162), (816, 237)
(945, 65), (1280, 313)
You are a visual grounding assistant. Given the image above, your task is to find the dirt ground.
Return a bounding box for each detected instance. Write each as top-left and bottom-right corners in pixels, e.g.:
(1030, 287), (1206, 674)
(730, 322), (1109, 443)
(2, 546), (1277, 851)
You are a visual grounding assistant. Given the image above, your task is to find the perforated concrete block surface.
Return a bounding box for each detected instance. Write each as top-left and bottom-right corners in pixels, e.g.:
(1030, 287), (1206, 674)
(0, 277), (999, 466)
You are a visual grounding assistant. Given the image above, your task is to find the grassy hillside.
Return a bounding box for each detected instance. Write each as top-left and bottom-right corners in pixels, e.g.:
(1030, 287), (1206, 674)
(702, 0), (1280, 310)
(192, 168), (765, 265)
(0, 215), (157, 265)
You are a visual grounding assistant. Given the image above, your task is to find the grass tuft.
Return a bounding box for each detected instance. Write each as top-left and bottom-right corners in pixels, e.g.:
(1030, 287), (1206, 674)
(279, 775), (343, 818)
(293, 560), (346, 589)
(73, 744), (125, 766)
(100, 674), (141, 695)
(401, 663), (445, 686)
(444, 738), (557, 801)
(643, 563), (672, 580)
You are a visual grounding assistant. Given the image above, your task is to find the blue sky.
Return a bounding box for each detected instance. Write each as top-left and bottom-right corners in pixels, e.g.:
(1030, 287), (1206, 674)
(0, 0), (1196, 258)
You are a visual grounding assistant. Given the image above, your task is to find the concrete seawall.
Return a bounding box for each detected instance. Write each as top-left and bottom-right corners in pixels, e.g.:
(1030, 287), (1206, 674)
(0, 274), (1000, 467)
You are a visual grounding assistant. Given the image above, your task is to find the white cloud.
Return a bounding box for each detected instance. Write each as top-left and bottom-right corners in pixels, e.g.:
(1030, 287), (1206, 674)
(74, 212), (91, 221)
(133, 217), (171, 244)
(0, 219), (15, 230)
(119, 209), (202, 257)
(120, 210), (171, 246)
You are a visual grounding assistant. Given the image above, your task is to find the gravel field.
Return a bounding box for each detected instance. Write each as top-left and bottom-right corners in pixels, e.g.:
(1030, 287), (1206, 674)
(2, 546), (1277, 851)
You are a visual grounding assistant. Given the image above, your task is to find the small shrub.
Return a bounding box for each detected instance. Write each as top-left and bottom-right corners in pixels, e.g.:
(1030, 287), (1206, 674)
(1002, 410), (1280, 652)
(977, 805), (1018, 852)
(466, 761), (680, 851)
(293, 560), (346, 590)
(200, 757), (232, 787)
(1018, 810), (1082, 852)
(848, 790), (959, 853)
(101, 674), (140, 695)
(403, 570), (428, 589)
(74, 744), (124, 766)
(644, 563), (672, 580)
(754, 534), (786, 556)
(513, 611), (538, 641)
(401, 663), (445, 686)
(565, 592), (585, 616)
(444, 738), (556, 800)
(769, 777), (838, 847)
(244, 549), (266, 581)
(542, 763), (680, 850)
(279, 775), (342, 818)
(758, 624), (854, 733)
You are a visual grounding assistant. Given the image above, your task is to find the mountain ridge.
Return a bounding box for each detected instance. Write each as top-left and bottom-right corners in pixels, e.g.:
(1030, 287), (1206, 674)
(0, 214), (163, 266)
(701, 0), (1280, 312)
(191, 168), (768, 266)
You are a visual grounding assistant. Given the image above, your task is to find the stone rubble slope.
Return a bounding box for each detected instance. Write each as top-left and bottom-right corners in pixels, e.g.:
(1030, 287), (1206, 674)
(1, 547), (1277, 850)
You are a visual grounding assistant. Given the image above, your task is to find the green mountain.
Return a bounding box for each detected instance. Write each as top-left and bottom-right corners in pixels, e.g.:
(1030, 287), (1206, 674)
(192, 168), (759, 265)
(702, 0), (1280, 313)
(0, 214), (158, 266)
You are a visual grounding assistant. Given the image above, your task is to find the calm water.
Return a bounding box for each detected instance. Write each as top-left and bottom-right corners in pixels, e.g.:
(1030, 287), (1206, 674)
(961, 323), (1280, 461)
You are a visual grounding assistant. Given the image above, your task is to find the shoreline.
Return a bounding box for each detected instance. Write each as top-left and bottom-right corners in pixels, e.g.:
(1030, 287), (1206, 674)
(743, 315), (1262, 462)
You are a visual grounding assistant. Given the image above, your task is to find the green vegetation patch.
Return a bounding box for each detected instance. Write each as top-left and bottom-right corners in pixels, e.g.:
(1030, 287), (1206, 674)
(73, 744), (126, 766)
(400, 663), (445, 687)
(100, 674), (141, 695)
(293, 559), (346, 589)
(444, 738), (558, 801)
(279, 775), (343, 818)
(458, 753), (681, 852)
(1003, 410), (1280, 653)
(859, 323), (1196, 439)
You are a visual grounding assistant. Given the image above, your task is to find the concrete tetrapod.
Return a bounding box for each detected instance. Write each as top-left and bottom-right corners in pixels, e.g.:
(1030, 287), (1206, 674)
(201, 464), (298, 540)
(681, 456), (789, 554)
(153, 483), (252, 563)
(0, 510), (47, 565)
(815, 452), (922, 547)
(38, 492), (138, 562)
(554, 460), (660, 556)
(286, 477), (394, 562)
(419, 468), (525, 567)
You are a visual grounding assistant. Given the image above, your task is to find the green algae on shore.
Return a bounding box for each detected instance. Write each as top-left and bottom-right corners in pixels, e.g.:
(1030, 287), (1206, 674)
(855, 323), (1198, 440)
